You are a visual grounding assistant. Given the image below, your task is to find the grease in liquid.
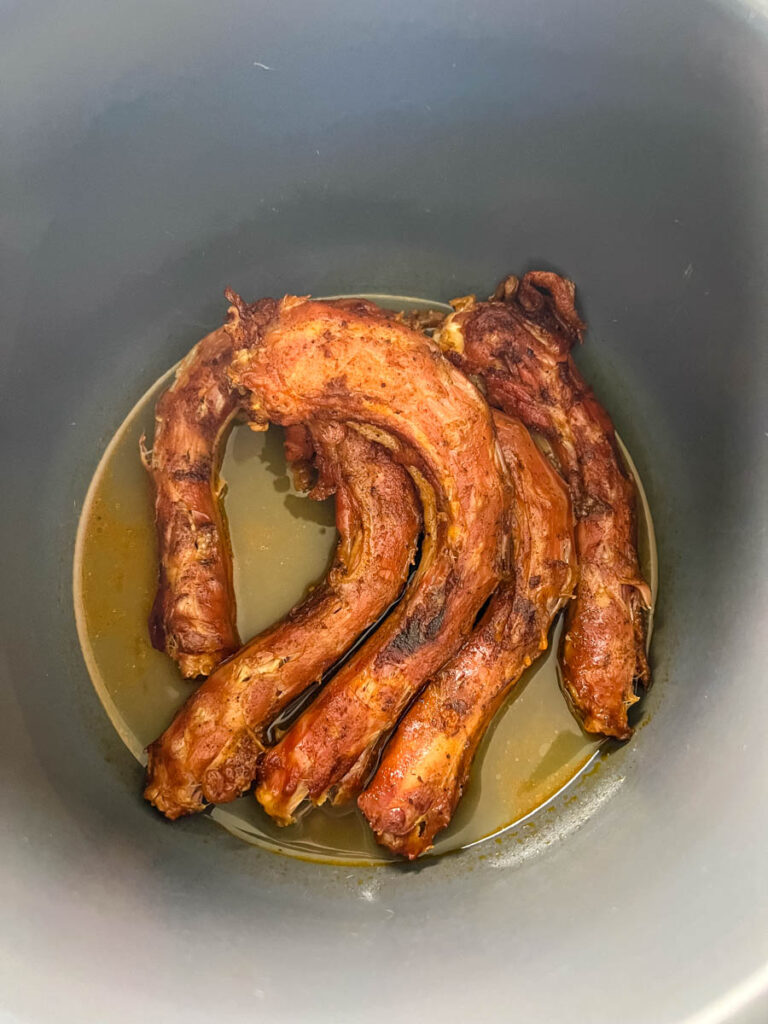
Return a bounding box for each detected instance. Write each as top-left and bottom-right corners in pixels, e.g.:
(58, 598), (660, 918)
(74, 296), (657, 864)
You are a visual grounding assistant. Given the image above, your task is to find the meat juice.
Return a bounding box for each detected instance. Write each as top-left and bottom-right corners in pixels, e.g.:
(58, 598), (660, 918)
(74, 297), (657, 864)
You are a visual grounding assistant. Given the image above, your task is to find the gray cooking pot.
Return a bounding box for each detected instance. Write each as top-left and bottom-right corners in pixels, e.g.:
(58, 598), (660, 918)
(2, 2), (767, 1021)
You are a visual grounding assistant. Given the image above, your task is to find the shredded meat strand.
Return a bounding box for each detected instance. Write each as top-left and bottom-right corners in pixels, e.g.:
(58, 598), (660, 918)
(144, 423), (421, 819)
(222, 293), (507, 824)
(438, 272), (651, 738)
(359, 412), (576, 857)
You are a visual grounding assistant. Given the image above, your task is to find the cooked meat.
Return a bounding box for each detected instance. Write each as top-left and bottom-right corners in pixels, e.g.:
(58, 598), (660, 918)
(139, 299), (381, 679)
(223, 292), (508, 824)
(397, 307), (448, 334)
(437, 272), (651, 739)
(140, 322), (256, 677)
(359, 412), (576, 858)
(144, 422), (421, 819)
(282, 423), (316, 491)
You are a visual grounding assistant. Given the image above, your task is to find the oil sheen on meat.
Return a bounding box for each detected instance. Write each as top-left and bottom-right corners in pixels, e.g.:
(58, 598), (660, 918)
(222, 293), (507, 823)
(437, 272), (651, 739)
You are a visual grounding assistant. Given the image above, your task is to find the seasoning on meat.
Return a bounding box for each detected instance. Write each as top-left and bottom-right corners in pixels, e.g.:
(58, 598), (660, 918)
(359, 412), (576, 857)
(140, 321), (258, 677)
(221, 292), (507, 823)
(436, 272), (651, 738)
(144, 422), (421, 819)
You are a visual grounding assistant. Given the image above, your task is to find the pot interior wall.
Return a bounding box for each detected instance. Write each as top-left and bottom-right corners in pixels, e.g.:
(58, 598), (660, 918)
(1, 2), (767, 1022)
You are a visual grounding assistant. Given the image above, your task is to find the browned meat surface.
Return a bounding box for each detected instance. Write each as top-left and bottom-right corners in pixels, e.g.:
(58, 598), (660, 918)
(222, 293), (507, 824)
(140, 322), (255, 677)
(397, 308), (447, 334)
(359, 412), (576, 858)
(144, 423), (421, 819)
(438, 272), (651, 738)
(139, 298), (377, 679)
(282, 423), (316, 491)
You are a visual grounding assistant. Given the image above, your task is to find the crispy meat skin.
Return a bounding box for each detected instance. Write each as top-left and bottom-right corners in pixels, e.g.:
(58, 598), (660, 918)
(144, 422), (420, 819)
(439, 272), (651, 738)
(224, 294), (507, 824)
(141, 321), (264, 677)
(359, 412), (576, 857)
(141, 298), (376, 678)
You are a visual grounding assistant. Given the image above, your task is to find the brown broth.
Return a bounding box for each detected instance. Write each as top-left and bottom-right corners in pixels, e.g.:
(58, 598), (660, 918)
(73, 296), (657, 865)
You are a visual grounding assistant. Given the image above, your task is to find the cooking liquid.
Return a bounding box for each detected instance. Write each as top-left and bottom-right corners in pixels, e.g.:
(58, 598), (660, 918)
(74, 296), (657, 864)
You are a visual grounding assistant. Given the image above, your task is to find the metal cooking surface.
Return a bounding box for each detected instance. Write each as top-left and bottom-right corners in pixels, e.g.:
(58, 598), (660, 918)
(1, 2), (767, 1022)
